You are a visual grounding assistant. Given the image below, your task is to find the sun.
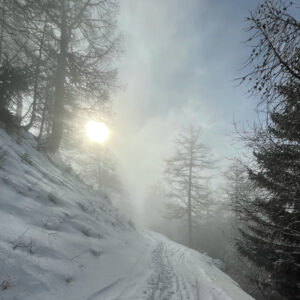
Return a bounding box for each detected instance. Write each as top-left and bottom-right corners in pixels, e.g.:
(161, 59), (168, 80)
(86, 120), (109, 143)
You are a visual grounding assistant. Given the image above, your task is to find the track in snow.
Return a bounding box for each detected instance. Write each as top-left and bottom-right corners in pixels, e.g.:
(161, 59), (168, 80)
(86, 232), (252, 300)
(0, 129), (254, 300)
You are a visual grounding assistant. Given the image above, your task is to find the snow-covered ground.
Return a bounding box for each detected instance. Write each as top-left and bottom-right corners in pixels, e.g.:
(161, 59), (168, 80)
(0, 128), (253, 300)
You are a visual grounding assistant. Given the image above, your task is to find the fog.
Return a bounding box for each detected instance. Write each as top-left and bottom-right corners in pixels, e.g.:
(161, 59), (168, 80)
(2, 0), (299, 298)
(96, 2), (265, 296)
(109, 0), (258, 221)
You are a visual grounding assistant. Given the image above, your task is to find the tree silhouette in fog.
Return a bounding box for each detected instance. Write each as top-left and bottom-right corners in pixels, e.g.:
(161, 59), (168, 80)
(164, 127), (213, 247)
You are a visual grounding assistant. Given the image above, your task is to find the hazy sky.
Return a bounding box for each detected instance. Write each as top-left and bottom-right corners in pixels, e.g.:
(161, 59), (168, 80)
(110, 0), (260, 211)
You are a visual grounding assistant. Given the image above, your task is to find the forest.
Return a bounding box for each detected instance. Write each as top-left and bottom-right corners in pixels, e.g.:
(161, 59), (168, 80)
(0, 0), (299, 300)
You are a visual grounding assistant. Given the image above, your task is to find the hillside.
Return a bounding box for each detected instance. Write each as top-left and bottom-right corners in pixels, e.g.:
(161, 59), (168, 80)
(0, 128), (253, 300)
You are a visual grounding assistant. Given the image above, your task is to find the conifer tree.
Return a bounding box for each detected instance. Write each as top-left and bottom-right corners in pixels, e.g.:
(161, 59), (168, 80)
(0, 0), (120, 149)
(238, 2), (300, 297)
(237, 82), (300, 299)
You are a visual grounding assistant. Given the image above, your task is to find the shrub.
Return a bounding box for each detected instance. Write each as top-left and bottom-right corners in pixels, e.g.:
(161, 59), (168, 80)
(90, 248), (102, 257)
(1, 276), (12, 290)
(64, 164), (73, 173)
(0, 147), (7, 168)
(65, 275), (73, 284)
(81, 227), (91, 237)
(0, 62), (29, 126)
(48, 193), (57, 204)
(12, 237), (34, 254)
(20, 152), (32, 165)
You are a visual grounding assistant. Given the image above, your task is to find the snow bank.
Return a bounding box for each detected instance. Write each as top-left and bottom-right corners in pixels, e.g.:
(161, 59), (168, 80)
(0, 128), (253, 300)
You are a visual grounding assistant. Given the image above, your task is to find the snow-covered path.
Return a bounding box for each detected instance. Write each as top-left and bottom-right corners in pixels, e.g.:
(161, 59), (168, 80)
(85, 231), (252, 300)
(0, 129), (253, 300)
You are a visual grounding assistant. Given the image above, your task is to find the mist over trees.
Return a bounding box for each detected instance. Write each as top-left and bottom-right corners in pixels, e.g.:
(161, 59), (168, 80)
(1, 0), (299, 299)
(76, 143), (123, 196)
(140, 2), (300, 300)
(0, 0), (120, 152)
(164, 127), (214, 247)
(0, 0), (129, 219)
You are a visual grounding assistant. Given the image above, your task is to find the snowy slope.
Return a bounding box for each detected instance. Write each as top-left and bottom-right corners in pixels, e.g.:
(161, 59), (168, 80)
(0, 128), (253, 300)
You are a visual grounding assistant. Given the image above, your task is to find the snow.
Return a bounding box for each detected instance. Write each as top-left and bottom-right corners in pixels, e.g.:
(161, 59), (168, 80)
(0, 128), (253, 300)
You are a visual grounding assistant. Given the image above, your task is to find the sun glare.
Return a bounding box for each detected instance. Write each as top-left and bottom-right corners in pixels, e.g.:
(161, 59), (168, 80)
(86, 120), (109, 143)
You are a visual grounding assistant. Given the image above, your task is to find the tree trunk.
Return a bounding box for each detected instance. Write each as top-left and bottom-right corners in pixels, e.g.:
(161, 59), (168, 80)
(37, 90), (49, 141)
(0, 7), (4, 63)
(187, 157), (193, 248)
(24, 15), (48, 131)
(48, 0), (68, 152)
(98, 153), (102, 190)
(16, 95), (22, 125)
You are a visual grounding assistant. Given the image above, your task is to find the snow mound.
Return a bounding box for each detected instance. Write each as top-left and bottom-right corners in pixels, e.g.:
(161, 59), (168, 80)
(0, 129), (253, 300)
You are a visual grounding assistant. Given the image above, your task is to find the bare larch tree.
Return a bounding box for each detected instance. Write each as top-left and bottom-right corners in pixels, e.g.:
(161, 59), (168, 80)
(240, 0), (300, 107)
(164, 127), (213, 247)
